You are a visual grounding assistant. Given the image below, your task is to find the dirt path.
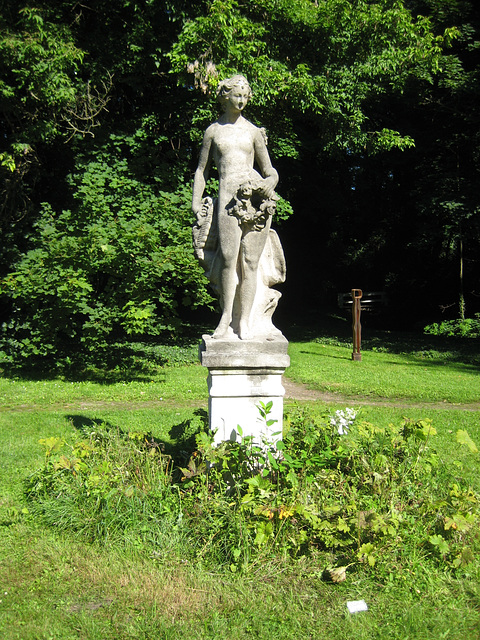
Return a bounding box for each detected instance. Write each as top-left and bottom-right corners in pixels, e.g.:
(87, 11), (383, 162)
(282, 377), (480, 412)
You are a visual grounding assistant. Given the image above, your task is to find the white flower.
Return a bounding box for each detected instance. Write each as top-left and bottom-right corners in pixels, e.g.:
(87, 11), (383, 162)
(330, 408), (357, 435)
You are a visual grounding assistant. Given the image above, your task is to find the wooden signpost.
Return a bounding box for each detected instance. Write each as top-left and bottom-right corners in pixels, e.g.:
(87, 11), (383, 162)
(351, 288), (362, 361)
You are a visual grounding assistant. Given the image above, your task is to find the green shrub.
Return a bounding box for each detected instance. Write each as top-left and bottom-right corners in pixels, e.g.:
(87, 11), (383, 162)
(25, 425), (181, 550)
(0, 129), (214, 367)
(179, 407), (480, 574)
(424, 314), (480, 338)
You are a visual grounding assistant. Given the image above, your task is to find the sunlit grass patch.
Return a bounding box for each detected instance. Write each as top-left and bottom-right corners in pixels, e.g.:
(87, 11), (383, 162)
(287, 340), (480, 403)
(0, 363), (207, 410)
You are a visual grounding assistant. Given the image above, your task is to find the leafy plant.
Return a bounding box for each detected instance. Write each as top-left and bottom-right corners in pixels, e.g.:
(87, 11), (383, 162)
(170, 0), (451, 156)
(1, 131), (214, 367)
(424, 315), (480, 339)
(26, 423), (179, 548)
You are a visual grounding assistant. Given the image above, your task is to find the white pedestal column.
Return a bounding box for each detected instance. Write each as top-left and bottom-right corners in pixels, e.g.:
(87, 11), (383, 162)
(199, 335), (290, 446)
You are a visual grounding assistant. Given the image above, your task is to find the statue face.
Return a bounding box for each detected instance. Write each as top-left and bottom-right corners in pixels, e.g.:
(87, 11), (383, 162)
(226, 84), (250, 112)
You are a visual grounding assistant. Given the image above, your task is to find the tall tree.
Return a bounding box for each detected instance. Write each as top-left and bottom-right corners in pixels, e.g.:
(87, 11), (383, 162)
(170, 0), (450, 155)
(0, 5), (97, 269)
(0, 1), (213, 365)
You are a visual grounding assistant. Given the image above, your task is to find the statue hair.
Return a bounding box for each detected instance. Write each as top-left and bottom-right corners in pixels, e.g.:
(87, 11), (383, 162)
(217, 75), (252, 107)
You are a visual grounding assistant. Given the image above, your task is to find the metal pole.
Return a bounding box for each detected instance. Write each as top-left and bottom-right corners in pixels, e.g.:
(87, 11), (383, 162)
(351, 289), (362, 361)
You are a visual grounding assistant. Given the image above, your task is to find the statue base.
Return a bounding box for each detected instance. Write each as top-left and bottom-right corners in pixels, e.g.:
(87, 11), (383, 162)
(199, 334), (290, 446)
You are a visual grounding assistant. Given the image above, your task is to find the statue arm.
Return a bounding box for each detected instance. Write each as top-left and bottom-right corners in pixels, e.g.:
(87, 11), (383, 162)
(192, 128), (213, 215)
(254, 128), (278, 199)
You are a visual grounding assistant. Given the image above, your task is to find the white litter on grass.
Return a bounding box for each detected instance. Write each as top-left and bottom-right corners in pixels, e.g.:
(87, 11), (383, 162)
(347, 600), (368, 614)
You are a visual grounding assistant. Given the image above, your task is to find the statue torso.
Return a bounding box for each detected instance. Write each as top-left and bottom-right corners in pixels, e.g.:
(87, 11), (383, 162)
(211, 120), (256, 181)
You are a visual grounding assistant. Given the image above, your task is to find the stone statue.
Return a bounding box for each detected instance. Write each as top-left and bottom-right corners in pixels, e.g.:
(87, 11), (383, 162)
(192, 75), (286, 341)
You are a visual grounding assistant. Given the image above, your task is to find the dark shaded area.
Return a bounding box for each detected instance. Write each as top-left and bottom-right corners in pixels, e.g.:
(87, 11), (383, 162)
(281, 310), (480, 367)
(0, 337), (201, 382)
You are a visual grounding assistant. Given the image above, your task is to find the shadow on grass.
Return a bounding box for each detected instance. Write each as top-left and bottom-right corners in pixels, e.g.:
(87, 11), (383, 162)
(0, 337), (203, 384)
(298, 347), (479, 374)
(298, 350), (350, 361)
(65, 409), (209, 473)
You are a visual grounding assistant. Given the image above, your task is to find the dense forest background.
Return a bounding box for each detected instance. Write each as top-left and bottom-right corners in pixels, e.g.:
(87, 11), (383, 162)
(1, 0), (479, 366)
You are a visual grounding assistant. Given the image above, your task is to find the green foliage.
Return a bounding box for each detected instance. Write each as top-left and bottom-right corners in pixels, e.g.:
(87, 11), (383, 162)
(181, 408), (480, 574)
(424, 314), (480, 338)
(0, 6), (87, 144)
(0, 3), (112, 246)
(1, 0), (479, 360)
(170, 0), (451, 155)
(26, 424), (179, 547)
(27, 406), (480, 578)
(0, 130), (214, 366)
(0, 0), (200, 273)
(457, 429), (479, 454)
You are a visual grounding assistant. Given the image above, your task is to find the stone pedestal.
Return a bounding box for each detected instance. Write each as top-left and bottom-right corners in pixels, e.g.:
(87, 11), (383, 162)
(199, 334), (290, 446)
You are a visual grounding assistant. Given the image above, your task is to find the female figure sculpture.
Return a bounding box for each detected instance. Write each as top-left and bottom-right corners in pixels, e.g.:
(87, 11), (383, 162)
(192, 75), (285, 340)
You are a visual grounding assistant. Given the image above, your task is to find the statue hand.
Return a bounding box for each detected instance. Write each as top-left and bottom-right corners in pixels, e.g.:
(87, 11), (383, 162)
(193, 197), (212, 223)
(192, 199), (206, 218)
(258, 177), (276, 200)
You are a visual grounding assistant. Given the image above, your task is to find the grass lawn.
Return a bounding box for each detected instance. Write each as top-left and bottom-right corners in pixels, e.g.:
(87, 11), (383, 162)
(1, 327), (479, 639)
(287, 339), (479, 403)
(0, 363), (206, 410)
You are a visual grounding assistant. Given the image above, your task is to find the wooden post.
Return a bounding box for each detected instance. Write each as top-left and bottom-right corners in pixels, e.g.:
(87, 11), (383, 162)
(351, 289), (362, 361)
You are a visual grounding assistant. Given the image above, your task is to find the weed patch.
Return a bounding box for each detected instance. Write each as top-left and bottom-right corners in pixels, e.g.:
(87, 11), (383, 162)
(25, 424), (183, 552)
(25, 407), (480, 585)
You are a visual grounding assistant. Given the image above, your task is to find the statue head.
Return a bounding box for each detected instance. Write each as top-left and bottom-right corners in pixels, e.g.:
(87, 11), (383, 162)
(217, 75), (252, 110)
